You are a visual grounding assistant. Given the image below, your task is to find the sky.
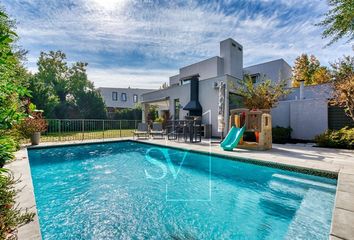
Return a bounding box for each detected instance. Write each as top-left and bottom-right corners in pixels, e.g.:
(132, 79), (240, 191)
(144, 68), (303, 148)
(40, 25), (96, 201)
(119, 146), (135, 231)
(2, 0), (352, 89)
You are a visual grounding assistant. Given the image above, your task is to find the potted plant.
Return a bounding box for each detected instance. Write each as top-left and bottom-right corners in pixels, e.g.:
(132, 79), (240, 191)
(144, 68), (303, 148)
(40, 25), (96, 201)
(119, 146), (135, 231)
(18, 110), (48, 145)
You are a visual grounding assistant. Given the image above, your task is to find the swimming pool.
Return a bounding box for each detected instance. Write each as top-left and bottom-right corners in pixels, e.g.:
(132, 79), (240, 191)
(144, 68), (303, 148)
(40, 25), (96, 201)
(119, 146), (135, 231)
(28, 141), (337, 239)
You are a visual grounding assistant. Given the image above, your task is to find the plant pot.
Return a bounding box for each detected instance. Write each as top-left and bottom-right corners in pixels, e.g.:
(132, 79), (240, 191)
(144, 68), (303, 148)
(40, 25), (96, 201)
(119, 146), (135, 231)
(31, 132), (41, 145)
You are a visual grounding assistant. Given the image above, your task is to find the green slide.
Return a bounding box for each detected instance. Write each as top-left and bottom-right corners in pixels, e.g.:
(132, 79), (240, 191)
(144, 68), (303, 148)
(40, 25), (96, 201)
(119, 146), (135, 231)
(220, 125), (245, 151)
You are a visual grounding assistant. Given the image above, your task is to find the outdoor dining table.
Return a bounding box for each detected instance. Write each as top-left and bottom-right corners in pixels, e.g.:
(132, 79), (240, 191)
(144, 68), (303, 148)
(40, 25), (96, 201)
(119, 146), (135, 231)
(167, 120), (201, 143)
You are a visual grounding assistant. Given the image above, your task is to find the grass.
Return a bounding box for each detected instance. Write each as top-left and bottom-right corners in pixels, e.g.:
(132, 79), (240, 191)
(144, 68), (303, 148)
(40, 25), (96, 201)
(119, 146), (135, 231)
(23, 129), (135, 143)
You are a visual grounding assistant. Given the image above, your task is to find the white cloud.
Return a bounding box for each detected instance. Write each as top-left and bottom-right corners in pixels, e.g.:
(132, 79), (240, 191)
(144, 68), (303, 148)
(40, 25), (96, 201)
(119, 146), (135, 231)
(87, 67), (175, 89)
(4, 0), (353, 88)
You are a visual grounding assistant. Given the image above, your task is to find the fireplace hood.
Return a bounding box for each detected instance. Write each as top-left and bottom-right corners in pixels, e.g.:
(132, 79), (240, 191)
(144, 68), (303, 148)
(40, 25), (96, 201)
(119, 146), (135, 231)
(182, 74), (202, 116)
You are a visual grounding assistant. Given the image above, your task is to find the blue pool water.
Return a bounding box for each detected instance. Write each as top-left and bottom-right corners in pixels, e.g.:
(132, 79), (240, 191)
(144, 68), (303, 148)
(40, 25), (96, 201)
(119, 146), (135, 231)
(28, 141), (337, 240)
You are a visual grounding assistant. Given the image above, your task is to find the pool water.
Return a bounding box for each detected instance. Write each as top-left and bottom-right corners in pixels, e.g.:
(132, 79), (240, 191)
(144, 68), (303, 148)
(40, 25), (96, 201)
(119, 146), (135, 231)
(28, 141), (336, 240)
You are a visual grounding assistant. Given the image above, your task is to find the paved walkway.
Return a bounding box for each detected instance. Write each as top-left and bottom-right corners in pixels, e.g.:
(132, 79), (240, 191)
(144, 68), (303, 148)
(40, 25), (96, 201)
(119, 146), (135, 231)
(6, 138), (354, 240)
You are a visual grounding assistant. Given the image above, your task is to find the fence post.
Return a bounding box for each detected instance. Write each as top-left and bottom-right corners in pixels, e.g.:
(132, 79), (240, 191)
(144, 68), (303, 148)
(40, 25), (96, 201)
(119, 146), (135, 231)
(58, 120), (61, 142)
(120, 120), (122, 138)
(102, 120), (105, 140)
(82, 119), (84, 140)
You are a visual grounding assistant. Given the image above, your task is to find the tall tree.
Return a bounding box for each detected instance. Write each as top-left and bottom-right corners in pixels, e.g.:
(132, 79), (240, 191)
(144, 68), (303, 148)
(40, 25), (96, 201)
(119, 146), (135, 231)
(317, 0), (354, 46)
(292, 54), (331, 87)
(36, 51), (69, 103)
(29, 50), (107, 119)
(330, 56), (354, 121)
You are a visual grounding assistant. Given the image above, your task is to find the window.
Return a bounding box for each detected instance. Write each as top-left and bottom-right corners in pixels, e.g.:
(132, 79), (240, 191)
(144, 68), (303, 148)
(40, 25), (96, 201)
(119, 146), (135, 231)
(121, 93), (127, 102)
(250, 74), (259, 84)
(112, 92), (118, 101)
(251, 75), (257, 84)
(133, 94), (138, 103)
(174, 99), (180, 120)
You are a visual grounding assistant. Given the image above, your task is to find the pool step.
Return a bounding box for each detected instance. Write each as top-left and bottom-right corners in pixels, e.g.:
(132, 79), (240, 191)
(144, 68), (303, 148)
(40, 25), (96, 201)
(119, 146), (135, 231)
(271, 174), (336, 191)
(285, 189), (334, 240)
(268, 179), (306, 197)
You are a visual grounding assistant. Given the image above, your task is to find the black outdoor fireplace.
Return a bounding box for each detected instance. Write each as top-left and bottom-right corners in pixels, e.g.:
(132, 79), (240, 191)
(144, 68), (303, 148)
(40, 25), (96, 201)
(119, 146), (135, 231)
(182, 74), (202, 116)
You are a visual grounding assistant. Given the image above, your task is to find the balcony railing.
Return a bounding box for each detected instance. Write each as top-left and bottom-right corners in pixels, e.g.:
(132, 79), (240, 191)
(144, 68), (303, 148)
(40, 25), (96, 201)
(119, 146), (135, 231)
(23, 119), (141, 143)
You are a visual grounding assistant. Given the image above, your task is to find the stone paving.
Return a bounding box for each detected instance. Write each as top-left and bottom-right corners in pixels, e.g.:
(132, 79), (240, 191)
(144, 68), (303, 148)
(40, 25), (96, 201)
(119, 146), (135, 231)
(7, 137), (354, 240)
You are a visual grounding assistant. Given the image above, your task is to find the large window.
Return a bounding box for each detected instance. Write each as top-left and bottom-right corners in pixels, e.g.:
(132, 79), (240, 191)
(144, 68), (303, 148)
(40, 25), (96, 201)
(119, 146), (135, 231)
(174, 99), (180, 120)
(133, 94), (138, 103)
(121, 93), (127, 102)
(112, 91), (118, 101)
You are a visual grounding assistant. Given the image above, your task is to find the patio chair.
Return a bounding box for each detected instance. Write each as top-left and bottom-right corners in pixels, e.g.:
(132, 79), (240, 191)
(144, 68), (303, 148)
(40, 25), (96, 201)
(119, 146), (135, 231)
(150, 122), (164, 139)
(132, 123), (149, 139)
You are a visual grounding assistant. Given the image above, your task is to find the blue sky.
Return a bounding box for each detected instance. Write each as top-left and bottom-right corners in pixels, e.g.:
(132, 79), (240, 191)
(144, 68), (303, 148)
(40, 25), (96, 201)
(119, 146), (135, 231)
(2, 0), (352, 88)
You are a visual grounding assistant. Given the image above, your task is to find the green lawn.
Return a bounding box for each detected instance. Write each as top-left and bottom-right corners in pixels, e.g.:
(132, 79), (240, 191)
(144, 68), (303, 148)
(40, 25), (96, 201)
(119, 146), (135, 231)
(27, 129), (135, 143)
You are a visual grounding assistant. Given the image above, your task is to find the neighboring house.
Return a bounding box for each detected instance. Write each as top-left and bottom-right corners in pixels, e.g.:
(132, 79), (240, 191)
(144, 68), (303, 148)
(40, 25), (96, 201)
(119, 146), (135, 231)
(98, 87), (155, 112)
(141, 38), (293, 137)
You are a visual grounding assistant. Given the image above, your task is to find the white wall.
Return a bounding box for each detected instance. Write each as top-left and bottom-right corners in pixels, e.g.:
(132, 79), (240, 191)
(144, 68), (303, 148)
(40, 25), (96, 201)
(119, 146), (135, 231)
(272, 99), (328, 140)
(179, 56), (224, 81)
(167, 38), (244, 87)
(244, 59), (292, 87)
(271, 101), (290, 127)
(283, 83), (333, 101)
(99, 87), (155, 109)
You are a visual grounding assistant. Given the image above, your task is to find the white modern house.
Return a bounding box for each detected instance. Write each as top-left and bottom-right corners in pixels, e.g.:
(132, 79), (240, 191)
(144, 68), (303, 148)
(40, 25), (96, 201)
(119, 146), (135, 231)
(140, 38), (352, 140)
(98, 87), (155, 112)
(141, 38), (291, 137)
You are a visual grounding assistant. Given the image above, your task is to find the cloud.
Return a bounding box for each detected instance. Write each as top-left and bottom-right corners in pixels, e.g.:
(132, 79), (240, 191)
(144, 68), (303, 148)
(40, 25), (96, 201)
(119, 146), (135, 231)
(87, 67), (175, 89)
(2, 0), (352, 88)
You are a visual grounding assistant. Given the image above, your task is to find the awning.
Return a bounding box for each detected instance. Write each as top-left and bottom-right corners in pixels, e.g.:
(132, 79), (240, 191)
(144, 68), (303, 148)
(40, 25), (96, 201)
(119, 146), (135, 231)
(141, 97), (170, 109)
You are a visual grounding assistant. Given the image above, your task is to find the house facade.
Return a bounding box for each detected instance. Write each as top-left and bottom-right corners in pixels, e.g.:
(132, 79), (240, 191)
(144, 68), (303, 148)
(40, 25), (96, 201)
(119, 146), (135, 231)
(98, 87), (155, 112)
(141, 38), (294, 137)
(140, 38), (352, 140)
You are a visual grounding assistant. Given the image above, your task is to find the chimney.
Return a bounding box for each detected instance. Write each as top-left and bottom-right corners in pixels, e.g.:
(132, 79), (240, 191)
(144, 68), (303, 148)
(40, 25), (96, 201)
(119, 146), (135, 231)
(299, 80), (305, 100)
(220, 38), (243, 80)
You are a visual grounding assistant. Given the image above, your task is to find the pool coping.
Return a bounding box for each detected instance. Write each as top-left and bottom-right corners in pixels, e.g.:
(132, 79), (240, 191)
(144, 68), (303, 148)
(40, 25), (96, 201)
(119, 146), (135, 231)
(8, 138), (354, 240)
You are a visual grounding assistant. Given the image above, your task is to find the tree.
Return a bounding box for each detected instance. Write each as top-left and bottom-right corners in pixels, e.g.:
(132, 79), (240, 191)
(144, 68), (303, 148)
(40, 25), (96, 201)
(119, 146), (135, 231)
(317, 0), (354, 46)
(28, 74), (59, 118)
(36, 51), (69, 103)
(232, 76), (291, 110)
(75, 90), (107, 119)
(292, 54), (331, 87)
(330, 56), (354, 121)
(29, 50), (107, 119)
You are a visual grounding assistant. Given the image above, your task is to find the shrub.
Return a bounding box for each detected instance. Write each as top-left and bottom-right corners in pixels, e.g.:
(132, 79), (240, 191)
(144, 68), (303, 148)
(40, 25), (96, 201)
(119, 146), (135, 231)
(0, 136), (17, 168)
(315, 127), (354, 149)
(272, 126), (292, 144)
(0, 169), (35, 239)
(113, 108), (142, 120)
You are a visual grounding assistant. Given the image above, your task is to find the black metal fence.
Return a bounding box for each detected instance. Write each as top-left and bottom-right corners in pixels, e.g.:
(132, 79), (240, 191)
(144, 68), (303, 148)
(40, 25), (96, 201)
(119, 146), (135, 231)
(24, 119), (141, 143)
